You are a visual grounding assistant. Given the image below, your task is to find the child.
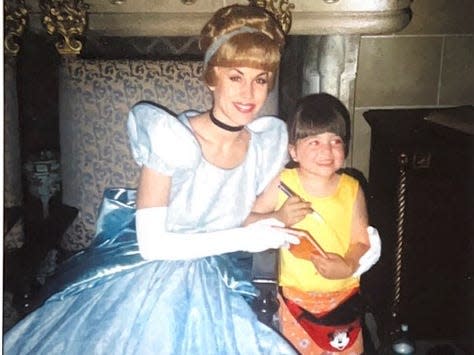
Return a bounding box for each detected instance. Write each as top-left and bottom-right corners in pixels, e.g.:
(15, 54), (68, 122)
(248, 93), (380, 354)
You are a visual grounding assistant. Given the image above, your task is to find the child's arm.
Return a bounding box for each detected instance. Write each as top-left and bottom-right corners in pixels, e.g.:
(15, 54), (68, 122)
(344, 187), (371, 271)
(311, 188), (370, 279)
(244, 176), (313, 226)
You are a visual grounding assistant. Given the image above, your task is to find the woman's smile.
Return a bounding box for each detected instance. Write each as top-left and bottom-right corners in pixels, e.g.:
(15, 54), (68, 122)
(233, 102), (256, 114)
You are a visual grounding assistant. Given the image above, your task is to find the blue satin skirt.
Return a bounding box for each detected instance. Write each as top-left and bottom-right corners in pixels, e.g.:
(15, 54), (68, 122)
(4, 188), (296, 355)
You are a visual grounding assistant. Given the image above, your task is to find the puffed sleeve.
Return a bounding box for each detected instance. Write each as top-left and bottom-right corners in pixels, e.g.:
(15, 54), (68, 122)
(127, 102), (201, 176)
(247, 116), (289, 194)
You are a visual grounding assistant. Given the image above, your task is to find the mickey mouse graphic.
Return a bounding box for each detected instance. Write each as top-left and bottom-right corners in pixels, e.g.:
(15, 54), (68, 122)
(328, 327), (353, 351)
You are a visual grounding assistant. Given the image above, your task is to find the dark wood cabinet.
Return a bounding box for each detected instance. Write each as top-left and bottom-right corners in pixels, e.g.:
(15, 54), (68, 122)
(362, 106), (473, 348)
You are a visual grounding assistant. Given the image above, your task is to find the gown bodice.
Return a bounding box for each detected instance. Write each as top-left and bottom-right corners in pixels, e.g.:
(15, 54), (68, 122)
(127, 102), (289, 233)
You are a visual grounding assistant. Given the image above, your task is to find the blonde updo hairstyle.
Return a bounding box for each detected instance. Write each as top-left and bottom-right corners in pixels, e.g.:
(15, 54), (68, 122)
(200, 5), (286, 90)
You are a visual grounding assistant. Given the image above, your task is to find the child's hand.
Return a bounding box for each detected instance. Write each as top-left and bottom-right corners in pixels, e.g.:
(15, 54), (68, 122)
(310, 253), (356, 279)
(275, 196), (313, 226)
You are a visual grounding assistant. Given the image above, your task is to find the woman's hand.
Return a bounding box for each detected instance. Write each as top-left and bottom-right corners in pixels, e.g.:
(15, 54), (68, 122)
(242, 218), (303, 252)
(310, 253), (357, 280)
(274, 196), (313, 226)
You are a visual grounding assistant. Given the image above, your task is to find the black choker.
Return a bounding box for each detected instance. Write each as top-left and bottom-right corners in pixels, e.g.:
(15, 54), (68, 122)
(209, 110), (244, 132)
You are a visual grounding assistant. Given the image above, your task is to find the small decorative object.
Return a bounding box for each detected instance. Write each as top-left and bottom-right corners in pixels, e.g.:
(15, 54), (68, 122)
(392, 324), (416, 354)
(23, 150), (61, 219)
(249, 0), (295, 34)
(40, 0), (89, 56)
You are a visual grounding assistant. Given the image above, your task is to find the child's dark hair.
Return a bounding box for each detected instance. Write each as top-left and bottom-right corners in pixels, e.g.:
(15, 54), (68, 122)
(288, 93), (351, 155)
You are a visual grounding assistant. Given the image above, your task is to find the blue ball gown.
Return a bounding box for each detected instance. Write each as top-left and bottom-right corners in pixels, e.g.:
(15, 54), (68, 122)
(4, 103), (297, 355)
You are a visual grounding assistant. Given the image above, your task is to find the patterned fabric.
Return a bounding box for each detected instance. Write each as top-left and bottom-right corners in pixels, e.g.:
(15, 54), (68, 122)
(281, 287), (358, 317)
(59, 59), (213, 250)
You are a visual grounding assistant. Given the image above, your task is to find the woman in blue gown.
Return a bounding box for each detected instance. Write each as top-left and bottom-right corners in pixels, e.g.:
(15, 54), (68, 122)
(4, 5), (304, 354)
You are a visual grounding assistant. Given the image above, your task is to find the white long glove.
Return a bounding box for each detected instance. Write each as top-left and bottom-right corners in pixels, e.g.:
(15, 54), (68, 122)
(353, 226), (382, 277)
(135, 207), (301, 260)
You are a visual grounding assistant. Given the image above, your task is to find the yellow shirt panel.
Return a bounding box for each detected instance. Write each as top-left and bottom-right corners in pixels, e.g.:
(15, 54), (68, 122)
(278, 169), (360, 292)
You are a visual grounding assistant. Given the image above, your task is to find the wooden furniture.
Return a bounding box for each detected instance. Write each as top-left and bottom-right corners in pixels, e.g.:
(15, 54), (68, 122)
(363, 106), (473, 350)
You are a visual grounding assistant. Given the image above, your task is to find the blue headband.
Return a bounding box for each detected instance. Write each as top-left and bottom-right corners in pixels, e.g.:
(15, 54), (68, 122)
(203, 26), (260, 67)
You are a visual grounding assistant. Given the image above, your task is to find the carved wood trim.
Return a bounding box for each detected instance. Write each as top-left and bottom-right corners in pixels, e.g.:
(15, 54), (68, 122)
(4, 0), (28, 56)
(40, 0), (89, 55)
(249, 0), (295, 34)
